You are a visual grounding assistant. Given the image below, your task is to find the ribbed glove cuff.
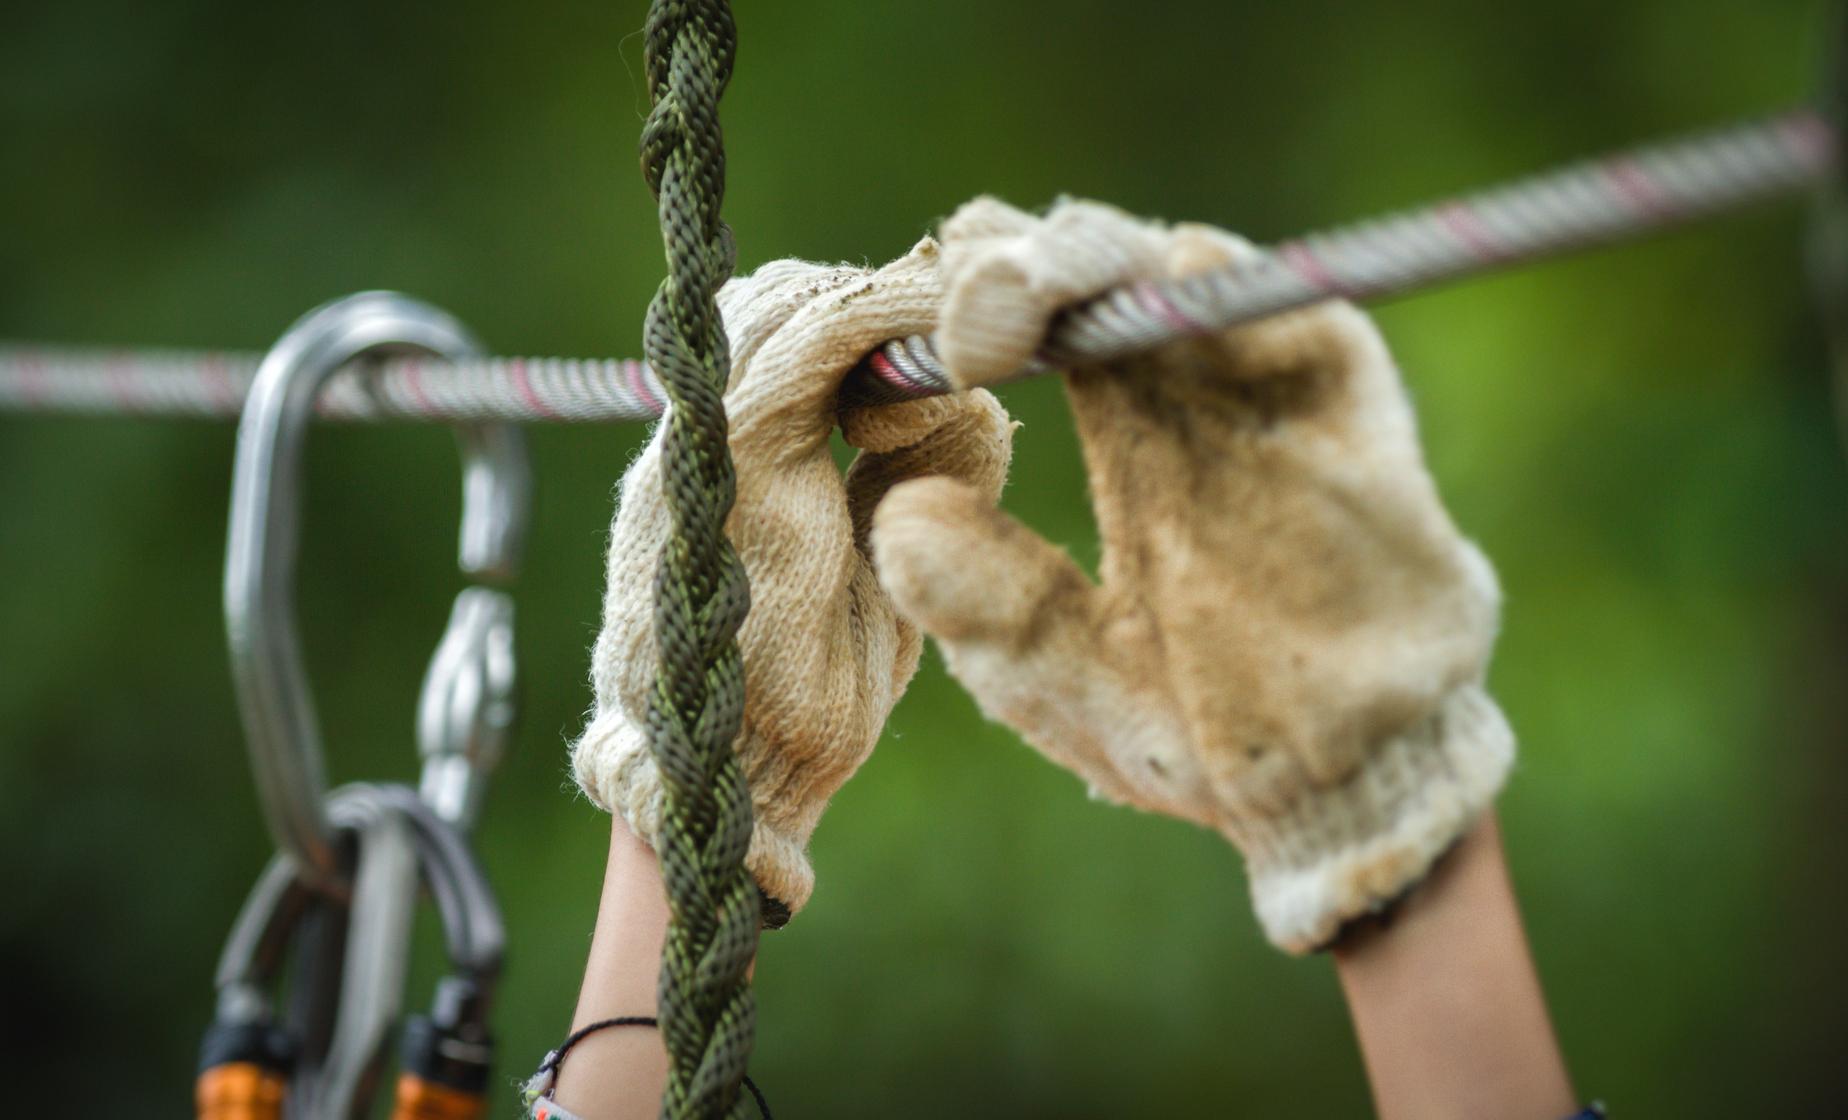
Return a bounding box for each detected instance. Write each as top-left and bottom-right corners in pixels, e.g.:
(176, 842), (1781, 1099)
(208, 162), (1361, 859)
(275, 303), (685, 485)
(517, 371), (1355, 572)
(1232, 684), (1515, 954)
(572, 713), (814, 919)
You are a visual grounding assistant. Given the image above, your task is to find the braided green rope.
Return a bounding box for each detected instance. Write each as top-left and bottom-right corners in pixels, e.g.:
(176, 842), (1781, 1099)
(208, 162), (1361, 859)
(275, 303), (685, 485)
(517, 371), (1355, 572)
(636, 2), (760, 1117)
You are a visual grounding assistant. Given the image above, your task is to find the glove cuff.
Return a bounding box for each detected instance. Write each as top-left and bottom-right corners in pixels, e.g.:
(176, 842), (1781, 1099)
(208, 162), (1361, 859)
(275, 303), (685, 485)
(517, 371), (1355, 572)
(571, 712), (815, 920)
(1232, 684), (1515, 955)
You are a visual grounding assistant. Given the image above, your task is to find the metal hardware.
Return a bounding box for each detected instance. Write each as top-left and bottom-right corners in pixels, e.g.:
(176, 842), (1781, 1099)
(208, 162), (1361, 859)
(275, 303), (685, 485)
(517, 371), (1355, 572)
(201, 784), (506, 1119)
(223, 290), (531, 884)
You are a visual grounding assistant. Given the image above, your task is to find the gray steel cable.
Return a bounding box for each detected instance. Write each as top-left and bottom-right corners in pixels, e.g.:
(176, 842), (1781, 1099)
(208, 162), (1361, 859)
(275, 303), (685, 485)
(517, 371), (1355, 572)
(0, 108), (1832, 423)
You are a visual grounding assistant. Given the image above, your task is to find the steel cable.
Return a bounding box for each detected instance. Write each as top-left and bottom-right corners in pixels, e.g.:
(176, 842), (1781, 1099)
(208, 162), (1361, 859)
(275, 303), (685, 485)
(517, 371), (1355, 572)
(1, 110), (1831, 424)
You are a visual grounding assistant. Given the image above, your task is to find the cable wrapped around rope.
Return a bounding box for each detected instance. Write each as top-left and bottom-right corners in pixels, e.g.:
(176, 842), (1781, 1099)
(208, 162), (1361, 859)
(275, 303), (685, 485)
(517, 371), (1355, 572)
(0, 110), (1832, 424)
(634, 2), (761, 1119)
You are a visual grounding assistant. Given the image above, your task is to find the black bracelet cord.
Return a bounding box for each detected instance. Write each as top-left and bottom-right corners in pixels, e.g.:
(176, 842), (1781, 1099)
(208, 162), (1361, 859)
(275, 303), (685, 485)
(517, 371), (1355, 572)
(536, 1017), (772, 1119)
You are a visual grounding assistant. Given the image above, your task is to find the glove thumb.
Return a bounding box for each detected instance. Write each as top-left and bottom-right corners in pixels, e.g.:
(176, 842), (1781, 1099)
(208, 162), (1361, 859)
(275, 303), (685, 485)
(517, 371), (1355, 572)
(871, 477), (1096, 651)
(871, 476), (1187, 812)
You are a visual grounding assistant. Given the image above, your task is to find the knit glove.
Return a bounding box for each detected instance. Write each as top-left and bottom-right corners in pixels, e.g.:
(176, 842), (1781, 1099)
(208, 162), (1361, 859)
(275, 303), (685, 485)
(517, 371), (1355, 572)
(572, 239), (1013, 921)
(871, 198), (1513, 953)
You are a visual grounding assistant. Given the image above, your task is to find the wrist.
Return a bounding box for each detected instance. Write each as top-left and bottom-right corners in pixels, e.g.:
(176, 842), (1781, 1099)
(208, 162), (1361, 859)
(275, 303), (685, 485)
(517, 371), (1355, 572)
(1333, 814), (1576, 1120)
(574, 820), (670, 1023)
(548, 820), (672, 1118)
(574, 717), (814, 921)
(1229, 683), (1515, 954)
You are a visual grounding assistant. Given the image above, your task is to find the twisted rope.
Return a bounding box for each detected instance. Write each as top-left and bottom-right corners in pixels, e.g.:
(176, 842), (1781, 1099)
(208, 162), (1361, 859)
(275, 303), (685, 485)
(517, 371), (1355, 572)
(634, 3), (759, 1119)
(852, 110), (1836, 401)
(0, 108), (1834, 422)
(0, 348), (664, 421)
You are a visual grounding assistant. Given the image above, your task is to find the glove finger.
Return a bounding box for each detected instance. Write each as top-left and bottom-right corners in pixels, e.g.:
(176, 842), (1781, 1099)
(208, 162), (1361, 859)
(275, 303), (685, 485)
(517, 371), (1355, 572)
(939, 195), (1039, 245)
(871, 477), (1155, 803)
(1164, 222), (1397, 394)
(873, 476), (1091, 648)
(1167, 222), (1265, 271)
(938, 198), (1169, 390)
(724, 239), (944, 468)
(841, 389), (1014, 553)
(717, 258), (859, 374)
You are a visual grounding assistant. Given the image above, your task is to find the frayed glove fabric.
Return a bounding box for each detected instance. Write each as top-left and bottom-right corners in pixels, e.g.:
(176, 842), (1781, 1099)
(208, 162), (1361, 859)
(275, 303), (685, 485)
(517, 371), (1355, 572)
(574, 240), (1014, 916)
(874, 199), (1513, 953)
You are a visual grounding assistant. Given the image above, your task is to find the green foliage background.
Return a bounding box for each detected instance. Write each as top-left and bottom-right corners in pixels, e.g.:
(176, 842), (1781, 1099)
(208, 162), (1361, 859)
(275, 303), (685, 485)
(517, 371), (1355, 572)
(3, 1), (1846, 1115)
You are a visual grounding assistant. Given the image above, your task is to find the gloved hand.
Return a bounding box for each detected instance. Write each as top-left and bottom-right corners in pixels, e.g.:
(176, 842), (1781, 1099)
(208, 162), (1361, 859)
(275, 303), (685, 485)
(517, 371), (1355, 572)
(872, 198), (1513, 953)
(572, 239), (1014, 922)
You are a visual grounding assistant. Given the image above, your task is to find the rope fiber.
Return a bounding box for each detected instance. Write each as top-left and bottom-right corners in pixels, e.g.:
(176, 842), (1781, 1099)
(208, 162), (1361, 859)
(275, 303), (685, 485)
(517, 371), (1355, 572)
(0, 109), (1832, 424)
(634, 3), (762, 1119)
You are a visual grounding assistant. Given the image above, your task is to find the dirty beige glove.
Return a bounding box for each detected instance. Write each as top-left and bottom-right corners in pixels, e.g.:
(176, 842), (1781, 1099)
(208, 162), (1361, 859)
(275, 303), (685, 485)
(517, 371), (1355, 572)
(572, 239), (1013, 920)
(873, 198), (1512, 953)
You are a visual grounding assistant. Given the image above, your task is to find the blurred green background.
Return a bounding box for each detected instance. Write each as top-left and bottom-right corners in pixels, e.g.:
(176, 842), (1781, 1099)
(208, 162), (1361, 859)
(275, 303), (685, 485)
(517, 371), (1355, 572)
(4, 1), (1846, 1115)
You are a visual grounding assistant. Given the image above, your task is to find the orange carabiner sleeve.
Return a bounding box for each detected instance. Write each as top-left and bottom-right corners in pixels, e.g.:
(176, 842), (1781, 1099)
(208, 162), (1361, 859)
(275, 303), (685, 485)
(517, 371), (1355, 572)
(389, 1071), (488, 1120)
(195, 1061), (286, 1120)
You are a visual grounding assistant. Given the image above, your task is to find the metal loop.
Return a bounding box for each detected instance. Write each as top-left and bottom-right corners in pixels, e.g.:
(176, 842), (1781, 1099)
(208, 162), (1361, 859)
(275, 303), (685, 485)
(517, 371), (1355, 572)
(208, 783), (506, 1120)
(224, 291), (533, 885)
(313, 785), (504, 1118)
(312, 802), (418, 1119)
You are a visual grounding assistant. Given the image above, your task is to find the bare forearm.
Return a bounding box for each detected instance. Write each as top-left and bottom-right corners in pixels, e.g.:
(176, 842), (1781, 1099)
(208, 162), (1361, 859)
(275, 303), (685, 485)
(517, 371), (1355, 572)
(1333, 813), (1575, 1120)
(554, 796), (1570, 1120)
(550, 821), (673, 1120)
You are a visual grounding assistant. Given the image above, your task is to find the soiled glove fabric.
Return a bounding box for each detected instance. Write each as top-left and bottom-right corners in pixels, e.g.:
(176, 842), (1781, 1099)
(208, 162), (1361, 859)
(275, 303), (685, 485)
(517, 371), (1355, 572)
(572, 238), (1013, 921)
(872, 198), (1513, 953)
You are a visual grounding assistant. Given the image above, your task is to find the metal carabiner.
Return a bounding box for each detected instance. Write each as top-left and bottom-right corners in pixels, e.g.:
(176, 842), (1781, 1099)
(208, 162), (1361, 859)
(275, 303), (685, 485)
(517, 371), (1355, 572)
(312, 800), (419, 1119)
(196, 857), (316, 1120)
(223, 291), (531, 885)
(199, 783), (506, 1120)
(315, 784), (505, 1120)
(366, 784), (505, 1120)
